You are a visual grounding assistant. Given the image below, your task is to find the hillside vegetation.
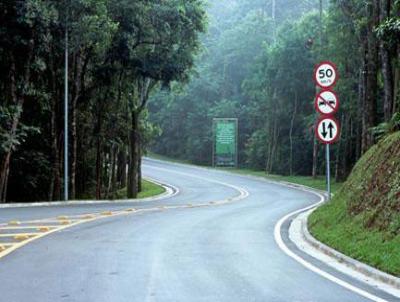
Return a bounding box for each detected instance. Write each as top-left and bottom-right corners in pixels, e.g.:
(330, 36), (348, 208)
(309, 132), (400, 276)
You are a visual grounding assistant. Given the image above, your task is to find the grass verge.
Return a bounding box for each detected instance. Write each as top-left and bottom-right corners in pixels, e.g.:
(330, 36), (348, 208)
(309, 195), (400, 276)
(309, 133), (400, 277)
(115, 179), (165, 200)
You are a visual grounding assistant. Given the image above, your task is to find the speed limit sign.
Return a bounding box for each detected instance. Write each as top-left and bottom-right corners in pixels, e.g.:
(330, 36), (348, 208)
(314, 61), (338, 89)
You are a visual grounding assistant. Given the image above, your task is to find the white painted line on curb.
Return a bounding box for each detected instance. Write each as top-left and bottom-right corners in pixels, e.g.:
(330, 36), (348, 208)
(290, 209), (400, 298)
(274, 191), (389, 302)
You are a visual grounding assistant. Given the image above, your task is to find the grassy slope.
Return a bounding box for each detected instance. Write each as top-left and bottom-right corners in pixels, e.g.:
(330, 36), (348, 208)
(309, 132), (400, 276)
(115, 179), (165, 200)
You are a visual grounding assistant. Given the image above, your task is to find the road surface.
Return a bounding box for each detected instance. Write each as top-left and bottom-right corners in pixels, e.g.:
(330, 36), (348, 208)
(0, 159), (397, 302)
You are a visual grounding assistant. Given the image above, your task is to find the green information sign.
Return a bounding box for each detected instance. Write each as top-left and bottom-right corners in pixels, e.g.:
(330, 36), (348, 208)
(213, 118), (238, 167)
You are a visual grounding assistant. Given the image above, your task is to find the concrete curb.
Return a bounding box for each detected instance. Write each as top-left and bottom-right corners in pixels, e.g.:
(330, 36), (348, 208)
(290, 208), (400, 298)
(0, 177), (178, 209)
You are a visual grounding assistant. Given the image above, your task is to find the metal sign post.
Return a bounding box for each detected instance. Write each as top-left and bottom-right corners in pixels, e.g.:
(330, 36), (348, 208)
(64, 24), (69, 201)
(326, 145), (331, 200)
(313, 61), (340, 201)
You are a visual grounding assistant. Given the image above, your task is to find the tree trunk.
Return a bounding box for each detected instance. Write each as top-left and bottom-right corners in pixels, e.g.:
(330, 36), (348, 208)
(312, 132), (319, 178)
(70, 52), (84, 200)
(268, 116), (279, 173)
(110, 145), (117, 199)
(392, 46), (400, 115)
(95, 136), (102, 200)
(122, 148), (127, 189)
(380, 0), (394, 122)
(394, 70), (399, 115)
(1, 165), (10, 202)
(0, 50), (33, 202)
(344, 116), (353, 178)
(362, 1), (379, 153)
(138, 146), (142, 193)
(48, 50), (61, 201)
(106, 146), (117, 199)
(95, 110), (103, 200)
(265, 120), (273, 174)
(127, 111), (139, 199)
(0, 152), (13, 203)
(335, 114), (345, 182)
(289, 92), (298, 176)
(117, 149), (127, 189)
(50, 97), (61, 201)
(356, 69), (364, 160)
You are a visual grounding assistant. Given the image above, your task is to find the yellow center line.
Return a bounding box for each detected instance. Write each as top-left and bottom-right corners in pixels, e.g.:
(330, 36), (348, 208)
(0, 195), (244, 261)
(0, 226), (59, 230)
(0, 243), (15, 247)
(0, 233), (40, 237)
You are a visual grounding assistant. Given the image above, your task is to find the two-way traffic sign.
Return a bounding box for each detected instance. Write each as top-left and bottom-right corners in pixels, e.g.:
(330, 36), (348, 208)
(316, 117), (340, 144)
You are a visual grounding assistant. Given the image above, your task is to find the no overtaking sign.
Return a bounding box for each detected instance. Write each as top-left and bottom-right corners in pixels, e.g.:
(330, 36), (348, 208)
(315, 90), (339, 115)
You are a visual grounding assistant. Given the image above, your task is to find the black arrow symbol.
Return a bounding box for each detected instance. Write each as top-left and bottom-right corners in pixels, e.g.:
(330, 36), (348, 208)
(322, 122), (328, 138)
(328, 122), (335, 138)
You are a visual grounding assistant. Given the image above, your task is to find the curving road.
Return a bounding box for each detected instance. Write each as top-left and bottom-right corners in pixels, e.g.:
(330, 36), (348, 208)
(0, 159), (397, 302)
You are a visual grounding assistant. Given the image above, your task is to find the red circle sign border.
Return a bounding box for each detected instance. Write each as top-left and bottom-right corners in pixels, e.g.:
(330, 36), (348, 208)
(316, 116), (341, 145)
(313, 61), (339, 89)
(314, 89), (340, 116)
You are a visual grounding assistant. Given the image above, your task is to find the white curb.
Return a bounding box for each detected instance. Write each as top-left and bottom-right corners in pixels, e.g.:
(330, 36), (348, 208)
(290, 208), (400, 298)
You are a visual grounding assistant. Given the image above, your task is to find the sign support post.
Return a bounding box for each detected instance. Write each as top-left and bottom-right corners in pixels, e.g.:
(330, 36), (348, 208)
(326, 144), (331, 201)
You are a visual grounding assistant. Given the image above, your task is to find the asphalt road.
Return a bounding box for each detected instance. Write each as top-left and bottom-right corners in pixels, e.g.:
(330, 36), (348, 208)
(0, 159), (397, 302)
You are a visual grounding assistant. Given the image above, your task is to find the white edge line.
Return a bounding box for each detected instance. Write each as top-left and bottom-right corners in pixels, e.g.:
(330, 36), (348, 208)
(147, 157), (392, 302)
(274, 190), (389, 302)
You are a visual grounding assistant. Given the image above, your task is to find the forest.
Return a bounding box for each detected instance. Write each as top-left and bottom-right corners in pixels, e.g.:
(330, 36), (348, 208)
(150, 0), (400, 180)
(0, 0), (206, 202)
(1, 0), (400, 203)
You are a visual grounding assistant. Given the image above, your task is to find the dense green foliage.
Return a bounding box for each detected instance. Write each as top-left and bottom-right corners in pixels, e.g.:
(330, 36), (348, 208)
(2, 0), (400, 203)
(0, 0), (206, 202)
(149, 0), (400, 181)
(309, 131), (400, 276)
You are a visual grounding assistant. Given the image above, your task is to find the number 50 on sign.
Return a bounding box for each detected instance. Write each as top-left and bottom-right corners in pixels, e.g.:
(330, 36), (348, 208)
(314, 61), (338, 89)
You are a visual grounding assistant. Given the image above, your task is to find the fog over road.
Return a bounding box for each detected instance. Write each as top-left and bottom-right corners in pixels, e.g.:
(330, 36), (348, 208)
(0, 159), (396, 302)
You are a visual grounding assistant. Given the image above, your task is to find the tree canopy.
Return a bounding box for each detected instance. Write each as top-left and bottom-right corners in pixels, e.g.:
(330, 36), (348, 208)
(149, 0), (400, 181)
(0, 0), (206, 202)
